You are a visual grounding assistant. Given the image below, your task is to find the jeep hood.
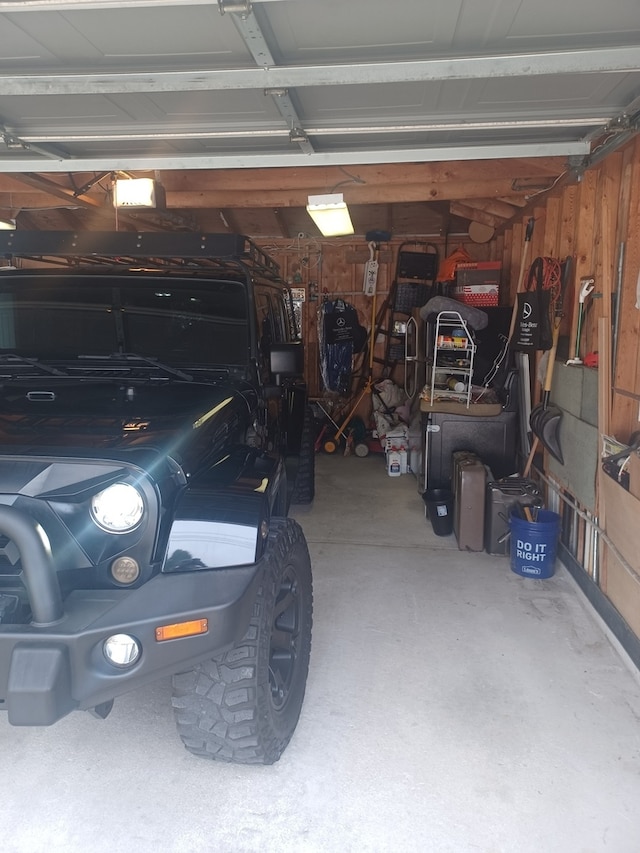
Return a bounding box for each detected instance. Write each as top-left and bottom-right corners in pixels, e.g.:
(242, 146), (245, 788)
(0, 380), (251, 475)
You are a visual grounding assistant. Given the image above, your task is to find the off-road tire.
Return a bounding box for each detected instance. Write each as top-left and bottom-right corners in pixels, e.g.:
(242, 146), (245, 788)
(171, 518), (313, 764)
(291, 405), (315, 504)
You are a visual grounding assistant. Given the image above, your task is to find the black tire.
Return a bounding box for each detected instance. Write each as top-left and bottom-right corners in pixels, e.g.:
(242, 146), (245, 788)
(291, 405), (315, 504)
(171, 518), (313, 764)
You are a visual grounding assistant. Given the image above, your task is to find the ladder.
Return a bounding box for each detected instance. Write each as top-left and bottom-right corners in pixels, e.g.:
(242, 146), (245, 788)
(373, 241), (439, 395)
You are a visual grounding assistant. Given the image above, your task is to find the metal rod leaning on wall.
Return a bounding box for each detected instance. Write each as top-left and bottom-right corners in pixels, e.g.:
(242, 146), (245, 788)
(533, 467), (601, 583)
(530, 465), (640, 590)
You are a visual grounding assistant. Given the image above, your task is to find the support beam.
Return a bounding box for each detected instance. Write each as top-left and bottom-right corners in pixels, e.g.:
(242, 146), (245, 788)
(0, 48), (638, 96)
(162, 178), (549, 208)
(0, 142), (590, 173)
(449, 202), (504, 230)
(12, 116), (611, 146)
(456, 197), (517, 219)
(13, 173), (105, 209)
(0, 0), (289, 9)
(229, 7), (315, 155)
(0, 191), (85, 209)
(159, 159), (568, 191)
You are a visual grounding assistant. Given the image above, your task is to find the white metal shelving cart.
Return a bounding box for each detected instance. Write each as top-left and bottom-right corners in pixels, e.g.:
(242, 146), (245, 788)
(428, 311), (476, 407)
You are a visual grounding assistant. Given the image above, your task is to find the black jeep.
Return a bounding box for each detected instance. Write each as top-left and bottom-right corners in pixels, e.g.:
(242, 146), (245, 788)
(0, 231), (314, 764)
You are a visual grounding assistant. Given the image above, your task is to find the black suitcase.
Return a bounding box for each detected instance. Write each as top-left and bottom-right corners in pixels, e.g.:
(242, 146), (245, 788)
(484, 478), (543, 555)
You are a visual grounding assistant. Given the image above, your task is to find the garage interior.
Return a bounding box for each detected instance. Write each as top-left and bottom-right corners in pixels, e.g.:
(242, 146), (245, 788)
(1, 1), (640, 850)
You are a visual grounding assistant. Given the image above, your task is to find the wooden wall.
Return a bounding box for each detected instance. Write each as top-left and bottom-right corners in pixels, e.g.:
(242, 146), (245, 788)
(260, 235), (497, 406)
(499, 136), (640, 442)
(256, 137), (640, 442)
(489, 136), (640, 649)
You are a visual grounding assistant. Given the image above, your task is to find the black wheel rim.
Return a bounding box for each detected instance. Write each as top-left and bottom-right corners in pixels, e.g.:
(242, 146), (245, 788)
(269, 563), (302, 711)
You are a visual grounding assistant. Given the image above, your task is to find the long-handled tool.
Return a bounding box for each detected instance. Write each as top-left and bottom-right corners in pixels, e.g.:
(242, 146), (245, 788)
(566, 277), (594, 365)
(524, 256), (573, 475)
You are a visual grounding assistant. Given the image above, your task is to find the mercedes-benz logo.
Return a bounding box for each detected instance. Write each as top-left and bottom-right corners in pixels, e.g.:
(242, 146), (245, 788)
(522, 302), (532, 319)
(336, 317), (346, 327)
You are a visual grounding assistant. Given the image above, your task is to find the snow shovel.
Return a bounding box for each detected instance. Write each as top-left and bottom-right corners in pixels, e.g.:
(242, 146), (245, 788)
(525, 256), (573, 470)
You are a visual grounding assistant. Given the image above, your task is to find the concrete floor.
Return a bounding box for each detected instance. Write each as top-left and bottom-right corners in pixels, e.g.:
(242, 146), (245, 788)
(2, 453), (640, 853)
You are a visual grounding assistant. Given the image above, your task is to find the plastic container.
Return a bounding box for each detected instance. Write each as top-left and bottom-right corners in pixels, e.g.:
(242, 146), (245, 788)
(423, 488), (454, 536)
(509, 509), (561, 579)
(387, 450), (402, 477)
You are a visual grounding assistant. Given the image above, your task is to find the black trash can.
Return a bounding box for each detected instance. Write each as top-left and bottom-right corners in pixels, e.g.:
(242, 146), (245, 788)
(423, 488), (454, 536)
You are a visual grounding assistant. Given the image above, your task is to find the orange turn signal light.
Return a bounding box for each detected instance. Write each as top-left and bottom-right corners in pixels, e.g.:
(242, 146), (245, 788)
(155, 618), (208, 642)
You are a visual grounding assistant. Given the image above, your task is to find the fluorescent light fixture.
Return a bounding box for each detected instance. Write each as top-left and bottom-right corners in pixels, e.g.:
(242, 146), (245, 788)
(306, 193), (354, 237)
(0, 218), (16, 230)
(113, 177), (157, 208)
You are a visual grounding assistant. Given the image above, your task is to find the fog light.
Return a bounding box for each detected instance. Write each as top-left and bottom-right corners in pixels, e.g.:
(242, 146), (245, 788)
(103, 634), (140, 667)
(111, 556), (140, 584)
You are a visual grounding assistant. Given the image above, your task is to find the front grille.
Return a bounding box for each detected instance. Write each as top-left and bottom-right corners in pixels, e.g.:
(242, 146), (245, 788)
(0, 534), (22, 576)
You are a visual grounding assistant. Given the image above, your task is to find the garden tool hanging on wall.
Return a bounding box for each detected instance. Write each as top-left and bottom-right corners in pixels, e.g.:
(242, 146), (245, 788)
(566, 277), (595, 365)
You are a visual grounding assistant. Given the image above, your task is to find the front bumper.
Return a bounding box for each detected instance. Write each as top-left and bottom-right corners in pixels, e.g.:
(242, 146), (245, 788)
(0, 503), (263, 724)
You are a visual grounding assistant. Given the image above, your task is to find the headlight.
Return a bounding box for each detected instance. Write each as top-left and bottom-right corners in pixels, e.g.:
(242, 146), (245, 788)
(91, 482), (144, 533)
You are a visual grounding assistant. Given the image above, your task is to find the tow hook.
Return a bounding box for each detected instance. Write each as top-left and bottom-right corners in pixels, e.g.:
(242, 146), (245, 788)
(89, 700), (114, 720)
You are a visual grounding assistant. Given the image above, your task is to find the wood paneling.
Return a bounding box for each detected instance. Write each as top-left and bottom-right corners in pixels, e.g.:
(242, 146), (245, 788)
(571, 170), (597, 357)
(611, 138), (640, 438)
(500, 135), (640, 651)
(263, 236), (490, 402)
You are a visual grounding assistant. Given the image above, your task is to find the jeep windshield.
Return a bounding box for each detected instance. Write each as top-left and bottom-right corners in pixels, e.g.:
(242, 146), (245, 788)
(0, 274), (249, 369)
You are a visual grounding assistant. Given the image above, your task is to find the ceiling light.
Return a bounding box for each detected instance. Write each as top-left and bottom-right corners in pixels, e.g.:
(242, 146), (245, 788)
(306, 193), (354, 237)
(113, 177), (158, 208)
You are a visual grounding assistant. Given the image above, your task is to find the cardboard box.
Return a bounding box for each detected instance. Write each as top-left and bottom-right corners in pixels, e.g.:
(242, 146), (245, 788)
(628, 450), (640, 500)
(601, 470), (640, 574)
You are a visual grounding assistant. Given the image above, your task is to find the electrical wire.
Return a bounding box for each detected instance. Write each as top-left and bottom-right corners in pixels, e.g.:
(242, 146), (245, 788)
(524, 170), (568, 201)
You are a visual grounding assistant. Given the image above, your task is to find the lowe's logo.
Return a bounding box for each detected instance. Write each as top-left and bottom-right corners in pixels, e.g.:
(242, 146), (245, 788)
(521, 565), (542, 576)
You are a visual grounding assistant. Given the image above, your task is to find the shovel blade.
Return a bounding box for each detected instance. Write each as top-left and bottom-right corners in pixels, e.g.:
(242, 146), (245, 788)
(529, 403), (564, 464)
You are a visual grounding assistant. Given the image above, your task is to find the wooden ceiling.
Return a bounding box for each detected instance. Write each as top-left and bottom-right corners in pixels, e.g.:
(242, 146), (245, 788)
(0, 157), (568, 239)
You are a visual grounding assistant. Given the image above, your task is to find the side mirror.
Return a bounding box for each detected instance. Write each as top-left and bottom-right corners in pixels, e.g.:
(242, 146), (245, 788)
(269, 341), (304, 383)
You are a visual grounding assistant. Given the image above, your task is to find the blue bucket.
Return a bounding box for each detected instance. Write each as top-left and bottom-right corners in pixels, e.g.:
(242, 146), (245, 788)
(509, 509), (560, 579)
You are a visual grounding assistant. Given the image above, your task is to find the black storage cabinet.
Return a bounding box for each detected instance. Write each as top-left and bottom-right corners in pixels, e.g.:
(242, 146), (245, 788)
(421, 408), (518, 491)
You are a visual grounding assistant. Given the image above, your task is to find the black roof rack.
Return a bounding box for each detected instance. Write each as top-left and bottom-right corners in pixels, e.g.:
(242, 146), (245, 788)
(0, 231), (281, 281)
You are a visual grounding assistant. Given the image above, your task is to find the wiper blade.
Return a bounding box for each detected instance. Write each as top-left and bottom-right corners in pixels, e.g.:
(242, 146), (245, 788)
(78, 352), (194, 382)
(0, 353), (68, 377)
